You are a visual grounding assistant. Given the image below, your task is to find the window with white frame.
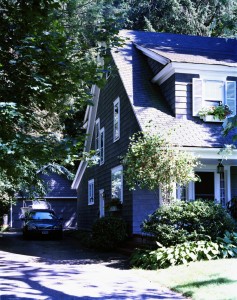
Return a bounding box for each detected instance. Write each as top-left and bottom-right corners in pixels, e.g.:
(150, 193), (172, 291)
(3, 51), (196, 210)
(192, 78), (236, 118)
(113, 98), (120, 142)
(94, 119), (105, 165)
(159, 183), (189, 204)
(111, 165), (123, 202)
(95, 118), (100, 152)
(100, 127), (105, 165)
(88, 179), (94, 205)
(176, 184), (188, 201)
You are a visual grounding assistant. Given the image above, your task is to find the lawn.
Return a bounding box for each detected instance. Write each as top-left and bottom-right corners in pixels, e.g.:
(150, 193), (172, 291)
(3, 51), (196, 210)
(134, 258), (237, 300)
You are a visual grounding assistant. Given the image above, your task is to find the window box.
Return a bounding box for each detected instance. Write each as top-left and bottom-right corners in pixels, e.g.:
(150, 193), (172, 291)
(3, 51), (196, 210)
(202, 115), (223, 122)
(198, 104), (232, 122)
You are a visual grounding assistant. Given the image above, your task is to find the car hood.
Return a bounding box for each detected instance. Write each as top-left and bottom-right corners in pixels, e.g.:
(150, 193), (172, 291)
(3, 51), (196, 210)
(26, 219), (62, 229)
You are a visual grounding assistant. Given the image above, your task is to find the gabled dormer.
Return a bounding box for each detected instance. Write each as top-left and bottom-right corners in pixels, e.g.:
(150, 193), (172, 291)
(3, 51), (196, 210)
(134, 34), (237, 121)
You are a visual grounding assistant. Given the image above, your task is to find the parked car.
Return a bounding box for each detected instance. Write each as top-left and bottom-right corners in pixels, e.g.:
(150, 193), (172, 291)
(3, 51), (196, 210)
(21, 209), (63, 239)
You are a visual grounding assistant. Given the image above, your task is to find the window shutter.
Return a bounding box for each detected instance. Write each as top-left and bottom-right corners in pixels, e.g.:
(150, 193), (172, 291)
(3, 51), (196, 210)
(192, 78), (203, 116)
(226, 81), (236, 116)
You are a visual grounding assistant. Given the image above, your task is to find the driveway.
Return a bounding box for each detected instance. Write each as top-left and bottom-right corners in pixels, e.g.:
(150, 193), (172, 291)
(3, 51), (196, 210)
(0, 231), (188, 300)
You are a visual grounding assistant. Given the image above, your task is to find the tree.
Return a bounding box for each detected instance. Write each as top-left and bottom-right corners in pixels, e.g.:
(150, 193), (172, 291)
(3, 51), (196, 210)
(116, 0), (237, 37)
(123, 131), (199, 204)
(0, 0), (121, 201)
(223, 116), (237, 141)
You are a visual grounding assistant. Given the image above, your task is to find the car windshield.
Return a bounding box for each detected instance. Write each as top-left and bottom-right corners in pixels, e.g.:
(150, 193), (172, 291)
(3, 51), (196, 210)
(28, 211), (56, 220)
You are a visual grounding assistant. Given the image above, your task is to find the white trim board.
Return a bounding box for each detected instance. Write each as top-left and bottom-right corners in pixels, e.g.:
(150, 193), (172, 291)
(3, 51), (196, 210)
(183, 147), (237, 160)
(71, 85), (100, 190)
(152, 62), (237, 85)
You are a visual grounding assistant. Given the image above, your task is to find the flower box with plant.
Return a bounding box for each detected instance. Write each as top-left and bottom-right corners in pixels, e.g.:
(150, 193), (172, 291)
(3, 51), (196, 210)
(105, 198), (123, 211)
(198, 103), (232, 122)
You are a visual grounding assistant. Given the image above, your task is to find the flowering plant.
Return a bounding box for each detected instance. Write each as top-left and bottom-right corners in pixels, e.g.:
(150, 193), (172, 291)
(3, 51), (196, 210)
(198, 104), (232, 120)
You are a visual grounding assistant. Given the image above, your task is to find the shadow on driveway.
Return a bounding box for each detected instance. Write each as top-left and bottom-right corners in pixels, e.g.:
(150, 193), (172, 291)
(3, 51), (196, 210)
(0, 231), (188, 300)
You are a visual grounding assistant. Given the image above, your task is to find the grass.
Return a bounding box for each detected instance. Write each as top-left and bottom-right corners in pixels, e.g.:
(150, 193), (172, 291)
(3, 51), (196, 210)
(134, 258), (237, 300)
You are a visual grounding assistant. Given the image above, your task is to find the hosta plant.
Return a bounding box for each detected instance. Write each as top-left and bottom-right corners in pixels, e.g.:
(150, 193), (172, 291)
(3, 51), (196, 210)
(217, 231), (237, 258)
(130, 240), (220, 270)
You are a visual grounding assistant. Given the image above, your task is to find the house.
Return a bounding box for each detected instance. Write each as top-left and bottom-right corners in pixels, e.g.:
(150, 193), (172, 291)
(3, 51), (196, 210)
(72, 30), (237, 235)
(12, 167), (77, 229)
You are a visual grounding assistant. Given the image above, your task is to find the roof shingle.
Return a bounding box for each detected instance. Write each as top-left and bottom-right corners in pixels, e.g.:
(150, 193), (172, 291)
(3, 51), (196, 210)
(112, 30), (237, 148)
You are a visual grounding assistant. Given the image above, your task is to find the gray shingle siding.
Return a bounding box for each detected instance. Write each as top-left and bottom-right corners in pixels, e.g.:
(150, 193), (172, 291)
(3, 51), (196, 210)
(175, 73), (199, 119)
(160, 74), (176, 114)
(147, 57), (164, 75)
(77, 64), (141, 233)
(132, 189), (160, 234)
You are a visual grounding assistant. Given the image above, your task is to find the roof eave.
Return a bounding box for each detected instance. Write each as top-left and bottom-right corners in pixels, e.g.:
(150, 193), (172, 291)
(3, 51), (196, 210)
(134, 43), (170, 65)
(152, 62), (237, 85)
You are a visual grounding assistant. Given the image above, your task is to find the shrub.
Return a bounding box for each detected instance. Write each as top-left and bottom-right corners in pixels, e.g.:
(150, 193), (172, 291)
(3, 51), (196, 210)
(218, 231), (237, 258)
(227, 198), (237, 220)
(130, 240), (220, 270)
(142, 200), (236, 247)
(131, 231), (237, 270)
(91, 216), (127, 250)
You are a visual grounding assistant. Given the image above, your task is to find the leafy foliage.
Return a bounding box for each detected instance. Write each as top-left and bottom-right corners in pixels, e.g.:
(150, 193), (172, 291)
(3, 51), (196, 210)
(218, 231), (237, 258)
(131, 231), (237, 270)
(115, 0), (237, 37)
(123, 131), (199, 203)
(91, 216), (127, 250)
(223, 116), (237, 141)
(142, 200), (236, 247)
(227, 197), (237, 220)
(0, 0), (122, 201)
(131, 240), (220, 270)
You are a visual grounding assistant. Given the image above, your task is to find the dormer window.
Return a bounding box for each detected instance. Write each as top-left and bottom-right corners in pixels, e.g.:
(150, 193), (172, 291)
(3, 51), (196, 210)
(192, 78), (236, 121)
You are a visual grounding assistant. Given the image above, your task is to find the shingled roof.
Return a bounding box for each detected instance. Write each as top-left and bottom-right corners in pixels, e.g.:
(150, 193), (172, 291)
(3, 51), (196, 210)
(111, 30), (237, 149)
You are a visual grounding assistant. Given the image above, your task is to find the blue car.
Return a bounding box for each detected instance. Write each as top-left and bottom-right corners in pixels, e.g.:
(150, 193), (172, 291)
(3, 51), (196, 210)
(21, 209), (63, 239)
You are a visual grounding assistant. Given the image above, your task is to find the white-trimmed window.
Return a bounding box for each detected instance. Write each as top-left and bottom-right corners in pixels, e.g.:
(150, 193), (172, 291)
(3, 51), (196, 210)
(88, 179), (94, 205)
(111, 165), (123, 202)
(113, 98), (120, 142)
(176, 184), (188, 201)
(159, 183), (188, 204)
(95, 118), (100, 152)
(95, 119), (105, 165)
(100, 127), (105, 165)
(192, 78), (236, 117)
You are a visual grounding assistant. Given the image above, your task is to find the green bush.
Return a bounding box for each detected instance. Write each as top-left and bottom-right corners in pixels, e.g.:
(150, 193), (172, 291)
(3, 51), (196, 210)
(218, 231), (237, 258)
(131, 240), (220, 270)
(91, 216), (127, 250)
(131, 231), (237, 270)
(227, 198), (237, 220)
(142, 200), (236, 247)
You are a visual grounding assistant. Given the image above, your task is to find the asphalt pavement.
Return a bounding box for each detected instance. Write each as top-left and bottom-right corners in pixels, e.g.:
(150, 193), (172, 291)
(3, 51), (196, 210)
(0, 231), (188, 300)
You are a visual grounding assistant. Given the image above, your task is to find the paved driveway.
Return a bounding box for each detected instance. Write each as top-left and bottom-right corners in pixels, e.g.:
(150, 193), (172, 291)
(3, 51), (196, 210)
(0, 232), (188, 300)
